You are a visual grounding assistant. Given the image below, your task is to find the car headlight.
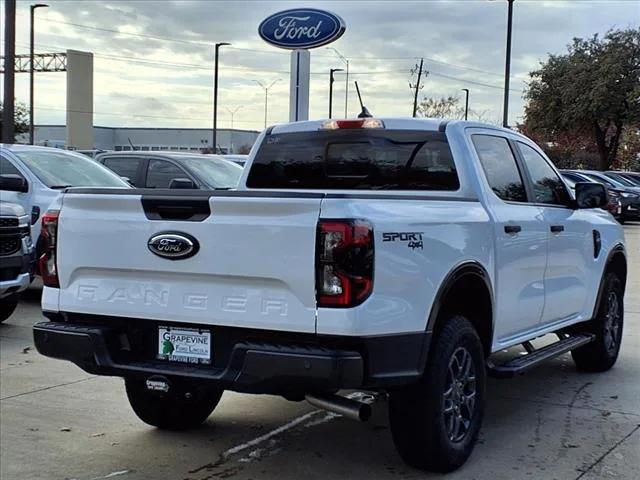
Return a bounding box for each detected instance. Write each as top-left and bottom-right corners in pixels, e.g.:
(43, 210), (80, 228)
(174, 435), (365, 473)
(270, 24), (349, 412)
(620, 192), (636, 198)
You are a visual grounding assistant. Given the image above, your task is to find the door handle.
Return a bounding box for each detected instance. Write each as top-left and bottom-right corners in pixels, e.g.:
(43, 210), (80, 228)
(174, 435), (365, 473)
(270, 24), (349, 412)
(504, 225), (522, 234)
(550, 225), (565, 233)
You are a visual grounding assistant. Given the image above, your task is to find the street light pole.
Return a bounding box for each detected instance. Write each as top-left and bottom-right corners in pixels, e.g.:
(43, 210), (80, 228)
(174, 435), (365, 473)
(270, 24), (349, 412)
(213, 42), (230, 153)
(328, 47), (349, 117)
(29, 3), (48, 145)
(226, 106), (242, 153)
(329, 68), (344, 119)
(2, 0), (16, 144)
(502, 0), (514, 128)
(461, 88), (470, 120)
(253, 79), (281, 129)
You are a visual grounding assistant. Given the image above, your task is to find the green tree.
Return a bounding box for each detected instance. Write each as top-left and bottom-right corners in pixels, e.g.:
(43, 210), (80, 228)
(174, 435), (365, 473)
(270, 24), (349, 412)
(0, 102), (29, 142)
(524, 28), (640, 170)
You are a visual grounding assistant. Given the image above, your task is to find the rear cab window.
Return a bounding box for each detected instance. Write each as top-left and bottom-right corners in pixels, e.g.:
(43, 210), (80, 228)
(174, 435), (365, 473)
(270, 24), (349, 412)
(246, 130), (459, 190)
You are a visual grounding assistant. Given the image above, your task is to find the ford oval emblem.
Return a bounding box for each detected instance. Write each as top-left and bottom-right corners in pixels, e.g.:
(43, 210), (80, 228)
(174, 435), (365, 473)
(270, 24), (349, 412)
(259, 8), (346, 50)
(148, 232), (199, 260)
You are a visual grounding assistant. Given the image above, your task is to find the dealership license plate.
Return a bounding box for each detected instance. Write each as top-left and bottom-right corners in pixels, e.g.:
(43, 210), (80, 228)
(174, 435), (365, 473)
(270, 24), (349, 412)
(157, 326), (211, 365)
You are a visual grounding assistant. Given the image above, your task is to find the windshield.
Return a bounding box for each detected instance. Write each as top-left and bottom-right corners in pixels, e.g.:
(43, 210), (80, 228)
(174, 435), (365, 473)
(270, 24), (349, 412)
(604, 172), (636, 187)
(14, 150), (129, 188)
(247, 130), (459, 190)
(181, 156), (243, 189)
(582, 173), (617, 188)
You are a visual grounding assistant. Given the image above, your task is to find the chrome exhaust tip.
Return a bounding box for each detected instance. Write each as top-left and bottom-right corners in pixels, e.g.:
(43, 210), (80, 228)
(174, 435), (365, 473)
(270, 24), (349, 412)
(305, 392), (372, 422)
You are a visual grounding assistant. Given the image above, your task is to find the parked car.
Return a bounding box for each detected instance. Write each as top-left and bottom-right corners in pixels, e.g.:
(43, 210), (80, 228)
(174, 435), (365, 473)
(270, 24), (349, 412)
(34, 118), (626, 473)
(563, 170), (640, 222)
(75, 149), (110, 159)
(561, 172), (622, 221)
(96, 152), (243, 189)
(0, 202), (34, 322)
(0, 145), (131, 260)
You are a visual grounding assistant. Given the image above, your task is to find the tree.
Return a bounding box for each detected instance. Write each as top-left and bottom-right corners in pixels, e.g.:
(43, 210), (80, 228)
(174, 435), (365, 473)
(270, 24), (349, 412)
(0, 102), (29, 142)
(417, 96), (465, 119)
(524, 28), (640, 170)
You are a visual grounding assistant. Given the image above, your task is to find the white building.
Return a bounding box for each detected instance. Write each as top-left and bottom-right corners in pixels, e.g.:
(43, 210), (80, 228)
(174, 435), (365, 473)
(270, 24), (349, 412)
(24, 125), (260, 154)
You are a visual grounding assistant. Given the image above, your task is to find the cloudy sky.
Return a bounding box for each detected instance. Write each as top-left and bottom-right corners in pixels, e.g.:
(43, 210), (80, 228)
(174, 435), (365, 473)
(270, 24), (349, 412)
(3, 0), (638, 131)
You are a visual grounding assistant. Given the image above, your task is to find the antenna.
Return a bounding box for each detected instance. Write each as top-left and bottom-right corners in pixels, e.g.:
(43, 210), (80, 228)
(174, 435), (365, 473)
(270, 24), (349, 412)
(354, 81), (372, 118)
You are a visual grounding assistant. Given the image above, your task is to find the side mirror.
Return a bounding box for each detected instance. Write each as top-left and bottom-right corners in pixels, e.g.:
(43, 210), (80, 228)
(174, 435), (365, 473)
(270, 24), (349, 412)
(0, 174), (28, 192)
(575, 182), (608, 209)
(169, 178), (196, 189)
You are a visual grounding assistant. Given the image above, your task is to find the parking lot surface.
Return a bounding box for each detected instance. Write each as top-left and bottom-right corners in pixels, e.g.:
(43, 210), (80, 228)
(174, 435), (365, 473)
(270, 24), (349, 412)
(1, 224), (639, 480)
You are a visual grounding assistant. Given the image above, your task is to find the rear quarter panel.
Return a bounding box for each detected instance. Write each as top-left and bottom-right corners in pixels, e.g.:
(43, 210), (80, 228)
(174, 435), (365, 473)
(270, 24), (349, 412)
(317, 197), (493, 335)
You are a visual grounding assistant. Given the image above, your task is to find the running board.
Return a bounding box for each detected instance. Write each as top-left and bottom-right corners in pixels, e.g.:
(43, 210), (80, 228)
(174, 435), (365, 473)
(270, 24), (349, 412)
(487, 333), (595, 379)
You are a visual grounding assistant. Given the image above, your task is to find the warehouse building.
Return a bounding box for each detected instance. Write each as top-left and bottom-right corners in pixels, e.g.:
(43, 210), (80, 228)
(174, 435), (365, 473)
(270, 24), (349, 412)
(24, 125), (260, 154)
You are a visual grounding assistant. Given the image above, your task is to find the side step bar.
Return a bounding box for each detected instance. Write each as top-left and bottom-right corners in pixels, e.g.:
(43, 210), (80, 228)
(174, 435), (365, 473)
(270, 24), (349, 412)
(487, 333), (595, 379)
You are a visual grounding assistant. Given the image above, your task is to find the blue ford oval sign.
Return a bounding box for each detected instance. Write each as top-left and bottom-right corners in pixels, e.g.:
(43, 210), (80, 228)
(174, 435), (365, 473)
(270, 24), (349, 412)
(259, 8), (346, 50)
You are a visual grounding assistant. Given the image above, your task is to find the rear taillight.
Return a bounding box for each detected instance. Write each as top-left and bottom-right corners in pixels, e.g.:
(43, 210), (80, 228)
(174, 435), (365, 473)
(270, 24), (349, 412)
(39, 210), (59, 288)
(316, 220), (374, 308)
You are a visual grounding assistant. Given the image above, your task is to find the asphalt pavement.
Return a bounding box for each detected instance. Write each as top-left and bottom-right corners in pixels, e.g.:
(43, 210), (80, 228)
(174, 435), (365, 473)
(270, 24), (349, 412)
(1, 224), (639, 480)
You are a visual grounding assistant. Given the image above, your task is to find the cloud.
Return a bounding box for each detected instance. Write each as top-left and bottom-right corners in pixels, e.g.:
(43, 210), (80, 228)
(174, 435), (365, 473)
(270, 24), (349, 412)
(5, 0), (637, 129)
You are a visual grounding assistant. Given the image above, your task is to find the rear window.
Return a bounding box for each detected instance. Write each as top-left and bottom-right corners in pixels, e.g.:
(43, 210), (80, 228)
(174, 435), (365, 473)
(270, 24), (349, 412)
(246, 130), (459, 190)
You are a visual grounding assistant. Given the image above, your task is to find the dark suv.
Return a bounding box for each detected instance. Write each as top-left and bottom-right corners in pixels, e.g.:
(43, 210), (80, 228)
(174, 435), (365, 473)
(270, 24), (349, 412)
(0, 202), (35, 322)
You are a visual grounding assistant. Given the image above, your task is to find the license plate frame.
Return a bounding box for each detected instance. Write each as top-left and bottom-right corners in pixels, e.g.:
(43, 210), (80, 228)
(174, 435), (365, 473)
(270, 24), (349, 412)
(157, 326), (212, 365)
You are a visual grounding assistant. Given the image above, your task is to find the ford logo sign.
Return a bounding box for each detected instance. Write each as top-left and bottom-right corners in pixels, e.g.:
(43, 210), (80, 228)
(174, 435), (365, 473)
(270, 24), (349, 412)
(148, 232), (199, 260)
(259, 8), (346, 50)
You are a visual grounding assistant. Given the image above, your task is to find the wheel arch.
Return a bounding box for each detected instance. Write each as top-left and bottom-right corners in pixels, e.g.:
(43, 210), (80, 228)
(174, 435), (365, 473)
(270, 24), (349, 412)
(593, 243), (627, 318)
(425, 261), (494, 359)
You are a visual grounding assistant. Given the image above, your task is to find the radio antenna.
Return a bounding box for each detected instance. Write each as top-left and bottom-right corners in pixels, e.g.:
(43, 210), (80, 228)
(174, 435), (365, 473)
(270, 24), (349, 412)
(354, 81), (372, 118)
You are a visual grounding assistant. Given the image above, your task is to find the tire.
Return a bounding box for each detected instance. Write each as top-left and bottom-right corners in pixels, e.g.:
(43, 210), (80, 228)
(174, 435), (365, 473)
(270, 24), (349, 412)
(125, 377), (223, 430)
(0, 295), (19, 323)
(389, 315), (486, 473)
(572, 272), (624, 372)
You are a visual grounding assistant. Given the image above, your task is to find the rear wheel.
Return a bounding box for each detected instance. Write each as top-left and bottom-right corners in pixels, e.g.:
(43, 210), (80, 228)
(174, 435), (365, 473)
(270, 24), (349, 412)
(125, 377), (223, 430)
(389, 315), (486, 472)
(0, 295), (19, 323)
(572, 272), (624, 372)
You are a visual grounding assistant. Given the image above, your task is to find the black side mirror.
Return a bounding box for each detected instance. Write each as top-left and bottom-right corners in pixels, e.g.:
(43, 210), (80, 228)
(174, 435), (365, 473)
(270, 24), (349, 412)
(169, 178), (196, 189)
(0, 174), (28, 192)
(575, 182), (608, 209)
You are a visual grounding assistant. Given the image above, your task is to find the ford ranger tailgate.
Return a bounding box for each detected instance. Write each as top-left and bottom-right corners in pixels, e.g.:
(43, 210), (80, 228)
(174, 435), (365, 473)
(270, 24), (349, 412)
(55, 191), (323, 333)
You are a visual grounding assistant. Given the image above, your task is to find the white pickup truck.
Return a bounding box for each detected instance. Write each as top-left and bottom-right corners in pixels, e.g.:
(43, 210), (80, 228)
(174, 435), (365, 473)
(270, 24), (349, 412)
(34, 118), (626, 472)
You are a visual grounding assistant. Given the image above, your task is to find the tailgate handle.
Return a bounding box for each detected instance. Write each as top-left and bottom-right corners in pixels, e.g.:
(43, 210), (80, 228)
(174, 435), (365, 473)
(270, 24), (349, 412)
(141, 196), (211, 221)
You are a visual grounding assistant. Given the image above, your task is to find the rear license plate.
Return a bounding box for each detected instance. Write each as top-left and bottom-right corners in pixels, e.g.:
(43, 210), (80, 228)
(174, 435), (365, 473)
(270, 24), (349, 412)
(157, 326), (211, 365)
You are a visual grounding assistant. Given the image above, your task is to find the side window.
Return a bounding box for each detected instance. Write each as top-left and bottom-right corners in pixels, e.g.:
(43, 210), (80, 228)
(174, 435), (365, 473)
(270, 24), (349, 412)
(146, 159), (187, 188)
(472, 135), (527, 202)
(0, 156), (26, 178)
(517, 143), (570, 206)
(102, 157), (142, 186)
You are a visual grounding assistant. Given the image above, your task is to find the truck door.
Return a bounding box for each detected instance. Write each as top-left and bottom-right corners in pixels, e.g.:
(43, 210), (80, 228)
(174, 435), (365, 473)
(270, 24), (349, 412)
(514, 141), (592, 324)
(470, 133), (547, 345)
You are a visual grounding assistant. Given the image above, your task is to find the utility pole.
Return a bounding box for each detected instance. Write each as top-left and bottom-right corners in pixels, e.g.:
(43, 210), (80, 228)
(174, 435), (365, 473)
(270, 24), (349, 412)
(410, 58), (428, 118)
(253, 79), (280, 129)
(212, 42), (230, 153)
(461, 88), (470, 120)
(226, 106), (242, 153)
(329, 68), (343, 118)
(30, 3), (48, 145)
(328, 47), (349, 117)
(502, 0), (514, 128)
(2, 0), (17, 143)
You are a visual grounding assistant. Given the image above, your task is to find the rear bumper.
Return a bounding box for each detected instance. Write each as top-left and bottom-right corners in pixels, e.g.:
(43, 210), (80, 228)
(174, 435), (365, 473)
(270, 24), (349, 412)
(34, 321), (364, 394)
(34, 313), (430, 394)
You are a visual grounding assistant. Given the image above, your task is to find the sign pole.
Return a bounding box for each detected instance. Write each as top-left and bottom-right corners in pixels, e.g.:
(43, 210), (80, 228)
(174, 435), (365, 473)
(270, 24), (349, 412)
(289, 49), (310, 122)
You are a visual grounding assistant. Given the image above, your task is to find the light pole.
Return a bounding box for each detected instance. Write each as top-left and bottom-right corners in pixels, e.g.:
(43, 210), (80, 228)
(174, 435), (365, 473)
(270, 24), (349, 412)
(329, 68), (344, 119)
(328, 47), (349, 117)
(502, 0), (514, 128)
(226, 106), (242, 153)
(253, 79), (281, 129)
(29, 3), (48, 145)
(461, 88), (470, 120)
(2, 0), (16, 144)
(213, 42), (230, 153)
